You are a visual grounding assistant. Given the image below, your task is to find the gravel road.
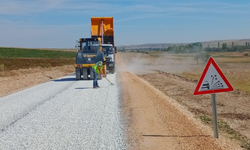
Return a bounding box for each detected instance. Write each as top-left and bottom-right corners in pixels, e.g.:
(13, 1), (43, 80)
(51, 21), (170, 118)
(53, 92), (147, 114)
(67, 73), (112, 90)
(0, 73), (126, 149)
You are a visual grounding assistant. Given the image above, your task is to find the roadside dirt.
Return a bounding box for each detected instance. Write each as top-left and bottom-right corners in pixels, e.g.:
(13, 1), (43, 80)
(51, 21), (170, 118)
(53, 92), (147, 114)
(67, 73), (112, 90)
(117, 53), (241, 150)
(140, 71), (250, 141)
(0, 65), (74, 98)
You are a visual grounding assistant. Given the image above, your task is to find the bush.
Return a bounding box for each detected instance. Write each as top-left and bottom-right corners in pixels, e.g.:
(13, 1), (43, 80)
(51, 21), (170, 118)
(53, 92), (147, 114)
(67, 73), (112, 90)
(244, 53), (249, 56)
(44, 63), (52, 68)
(200, 52), (211, 62)
(0, 64), (4, 72)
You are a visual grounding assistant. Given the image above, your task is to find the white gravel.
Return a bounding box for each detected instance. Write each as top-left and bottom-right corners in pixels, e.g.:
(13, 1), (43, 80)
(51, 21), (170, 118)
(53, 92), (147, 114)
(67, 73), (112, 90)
(0, 73), (126, 149)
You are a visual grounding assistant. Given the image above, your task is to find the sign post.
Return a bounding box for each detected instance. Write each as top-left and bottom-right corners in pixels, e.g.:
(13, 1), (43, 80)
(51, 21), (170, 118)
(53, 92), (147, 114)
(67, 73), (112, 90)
(211, 94), (219, 138)
(194, 57), (233, 138)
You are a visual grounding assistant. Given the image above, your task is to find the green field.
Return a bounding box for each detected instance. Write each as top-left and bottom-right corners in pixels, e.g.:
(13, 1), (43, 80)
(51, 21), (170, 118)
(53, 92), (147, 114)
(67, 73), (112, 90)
(0, 47), (76, 58)
(0, 47), (76, 74)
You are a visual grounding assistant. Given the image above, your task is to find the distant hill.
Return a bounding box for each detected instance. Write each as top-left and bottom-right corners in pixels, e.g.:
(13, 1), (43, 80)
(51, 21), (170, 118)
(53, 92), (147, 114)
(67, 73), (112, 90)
(117, 39), (250, 50)
(117, 43), (180, 50)
(201, 39), (250, 48)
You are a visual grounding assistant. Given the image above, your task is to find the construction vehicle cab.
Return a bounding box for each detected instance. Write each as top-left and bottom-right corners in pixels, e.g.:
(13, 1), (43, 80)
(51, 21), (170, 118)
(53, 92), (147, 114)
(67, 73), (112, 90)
(75, 38), (105, 80)
(102, 44), (115, 74)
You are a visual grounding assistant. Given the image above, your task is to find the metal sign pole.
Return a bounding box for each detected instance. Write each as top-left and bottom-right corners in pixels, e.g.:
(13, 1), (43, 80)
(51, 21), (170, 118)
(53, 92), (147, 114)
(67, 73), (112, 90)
(211, 93), (219, 138)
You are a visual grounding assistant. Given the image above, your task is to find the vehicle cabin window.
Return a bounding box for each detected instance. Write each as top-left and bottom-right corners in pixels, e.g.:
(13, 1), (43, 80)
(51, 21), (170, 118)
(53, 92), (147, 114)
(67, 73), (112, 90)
(81, 41), (100, 53)
(103, 46), (113, 56)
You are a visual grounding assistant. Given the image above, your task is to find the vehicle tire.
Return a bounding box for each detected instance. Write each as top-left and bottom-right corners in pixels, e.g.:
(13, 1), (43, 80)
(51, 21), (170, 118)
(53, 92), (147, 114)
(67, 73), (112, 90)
(90, 68), (94, 80)
(82, 68), (88, 80)
(109, 70), (114, 74)
(110, 67), (115, 74)
(76, 68), (81, 80)
(110, 66), (115, 74)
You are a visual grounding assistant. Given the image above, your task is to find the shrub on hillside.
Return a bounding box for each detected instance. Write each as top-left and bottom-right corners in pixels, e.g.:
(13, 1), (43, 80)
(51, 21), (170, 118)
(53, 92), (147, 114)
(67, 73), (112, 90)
(0, 64), (4, 72)
(200, 52), (211, 62)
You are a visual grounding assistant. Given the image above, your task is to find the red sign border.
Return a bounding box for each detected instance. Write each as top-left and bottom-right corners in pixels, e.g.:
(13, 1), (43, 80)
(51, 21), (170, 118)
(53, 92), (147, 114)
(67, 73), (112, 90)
(194, 57), (234, 95)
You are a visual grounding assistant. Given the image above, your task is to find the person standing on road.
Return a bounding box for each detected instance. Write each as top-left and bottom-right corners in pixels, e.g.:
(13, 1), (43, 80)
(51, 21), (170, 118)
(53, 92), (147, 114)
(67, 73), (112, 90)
(92, 61), (105, 88)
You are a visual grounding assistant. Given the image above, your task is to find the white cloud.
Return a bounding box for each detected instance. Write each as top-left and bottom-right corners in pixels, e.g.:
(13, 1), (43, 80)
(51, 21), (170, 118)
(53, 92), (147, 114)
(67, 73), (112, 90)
(0, 22), (90, 48)
(1, 0), (250, 16)
(0, 0), (250, 47)
(0, 0), (68, 15)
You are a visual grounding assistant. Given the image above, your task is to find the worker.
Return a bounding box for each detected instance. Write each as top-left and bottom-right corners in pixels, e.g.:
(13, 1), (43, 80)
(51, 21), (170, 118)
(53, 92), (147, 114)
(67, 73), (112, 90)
(92, 61), (105, 88)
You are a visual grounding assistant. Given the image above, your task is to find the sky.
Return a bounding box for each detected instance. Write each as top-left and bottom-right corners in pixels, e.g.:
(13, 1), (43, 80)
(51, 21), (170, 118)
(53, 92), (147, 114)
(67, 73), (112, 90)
(0, 0), (250, 48)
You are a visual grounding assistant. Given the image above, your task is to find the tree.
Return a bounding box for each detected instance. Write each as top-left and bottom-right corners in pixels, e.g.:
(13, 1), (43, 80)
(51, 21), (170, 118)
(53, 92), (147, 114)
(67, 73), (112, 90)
(195, 53), (199, 64)
(232, 42), (234, 48)
(222, 43), (227, 51)
(200, 52), (211, 62)
(218, 42), (220, 48)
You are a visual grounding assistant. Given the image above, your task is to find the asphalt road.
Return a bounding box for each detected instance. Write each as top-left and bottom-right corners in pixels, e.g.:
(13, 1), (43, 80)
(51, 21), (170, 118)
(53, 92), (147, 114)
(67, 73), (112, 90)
(0, 73), (126, 149)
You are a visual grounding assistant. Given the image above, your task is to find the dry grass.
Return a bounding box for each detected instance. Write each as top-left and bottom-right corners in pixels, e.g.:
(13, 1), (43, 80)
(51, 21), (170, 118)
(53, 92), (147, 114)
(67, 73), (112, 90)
(180, 72), (200, 81)
(211, 52), (250, 57)
(209, 52), (250, 63)
(225, 69), (250, 94)
(180, 68), (250, 94)
(215, 57), (250, 63)
(177, 52), (250, 94)
(136, 51), (250, 94)
(131, 51), (250, 149)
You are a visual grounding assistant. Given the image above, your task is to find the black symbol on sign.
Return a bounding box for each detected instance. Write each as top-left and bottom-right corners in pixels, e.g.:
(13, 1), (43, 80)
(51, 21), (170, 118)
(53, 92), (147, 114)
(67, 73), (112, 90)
(201, 74), (224, 90)
(211, 75), (223, 89)
(201, 81), (210, 89)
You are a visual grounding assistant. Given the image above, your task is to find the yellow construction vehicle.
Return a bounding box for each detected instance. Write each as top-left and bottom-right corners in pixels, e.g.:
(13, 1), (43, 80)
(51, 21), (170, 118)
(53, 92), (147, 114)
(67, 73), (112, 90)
(91, 17), (116, 74)
(75, 37), (106, 80)
(75, 17), (116, 80)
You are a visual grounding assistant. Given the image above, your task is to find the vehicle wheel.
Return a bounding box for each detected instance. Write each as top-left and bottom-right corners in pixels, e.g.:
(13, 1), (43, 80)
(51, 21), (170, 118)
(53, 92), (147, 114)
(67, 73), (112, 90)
(82, 68), (88, 80)
(76, 68), (81, 80)
(110, 69), (115, 74)
(110, 68), (115, 74)
(90, 68), (94, 80)
(110, 66), (115, 74)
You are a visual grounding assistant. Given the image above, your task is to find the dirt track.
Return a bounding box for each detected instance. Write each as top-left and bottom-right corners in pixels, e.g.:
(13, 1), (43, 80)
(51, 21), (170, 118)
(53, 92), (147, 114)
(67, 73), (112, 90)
(117, 53), (241, 150)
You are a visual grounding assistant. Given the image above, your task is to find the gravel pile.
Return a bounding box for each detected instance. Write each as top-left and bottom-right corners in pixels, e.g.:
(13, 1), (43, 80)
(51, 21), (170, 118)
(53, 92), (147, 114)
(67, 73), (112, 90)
(0, 73), (126, 149)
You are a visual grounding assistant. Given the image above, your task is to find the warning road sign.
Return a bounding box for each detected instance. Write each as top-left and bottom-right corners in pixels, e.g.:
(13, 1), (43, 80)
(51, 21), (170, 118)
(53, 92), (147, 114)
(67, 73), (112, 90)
(194, 57), (234, 95)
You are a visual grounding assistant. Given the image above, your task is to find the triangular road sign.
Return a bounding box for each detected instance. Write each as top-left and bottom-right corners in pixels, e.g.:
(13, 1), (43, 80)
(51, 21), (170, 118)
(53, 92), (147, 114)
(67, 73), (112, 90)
(194, 57), (234, 95)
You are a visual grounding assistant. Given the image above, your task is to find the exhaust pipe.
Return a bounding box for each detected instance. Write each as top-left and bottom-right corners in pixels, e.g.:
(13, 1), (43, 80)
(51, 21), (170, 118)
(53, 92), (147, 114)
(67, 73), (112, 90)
(101, 19), (104, 44)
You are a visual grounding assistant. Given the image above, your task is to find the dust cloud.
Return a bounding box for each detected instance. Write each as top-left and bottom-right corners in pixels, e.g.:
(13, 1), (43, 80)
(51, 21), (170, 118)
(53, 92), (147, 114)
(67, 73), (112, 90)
(118, 53), (198, 75)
